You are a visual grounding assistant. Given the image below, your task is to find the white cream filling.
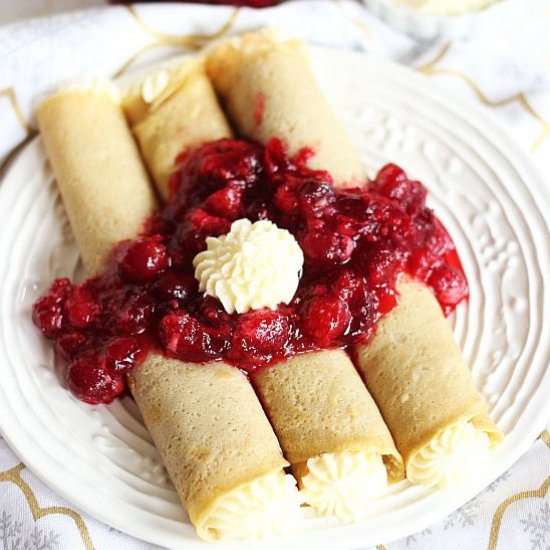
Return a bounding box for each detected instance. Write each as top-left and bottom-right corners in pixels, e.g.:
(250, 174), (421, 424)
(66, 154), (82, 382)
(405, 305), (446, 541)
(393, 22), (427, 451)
(407, 421), (491, 489)
(197, 472), (301, 541)
(300, 451), (388, 523)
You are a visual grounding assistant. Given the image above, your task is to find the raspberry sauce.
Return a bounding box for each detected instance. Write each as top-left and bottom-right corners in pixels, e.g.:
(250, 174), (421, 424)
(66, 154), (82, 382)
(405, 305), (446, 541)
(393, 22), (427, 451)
(33, 139), (468, 404)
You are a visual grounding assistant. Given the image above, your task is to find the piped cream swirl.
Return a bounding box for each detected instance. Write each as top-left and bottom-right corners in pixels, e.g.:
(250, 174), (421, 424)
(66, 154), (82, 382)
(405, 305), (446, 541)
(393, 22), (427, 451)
(196, 472), (301, 541)
(300, 451), (388, 523)
(193, 218), (304, 314)
(407, 421), (491, 489)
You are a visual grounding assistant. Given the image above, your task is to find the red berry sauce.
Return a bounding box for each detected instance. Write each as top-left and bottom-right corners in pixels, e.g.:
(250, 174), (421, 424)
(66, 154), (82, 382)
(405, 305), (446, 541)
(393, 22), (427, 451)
(33, 138), (468, 404)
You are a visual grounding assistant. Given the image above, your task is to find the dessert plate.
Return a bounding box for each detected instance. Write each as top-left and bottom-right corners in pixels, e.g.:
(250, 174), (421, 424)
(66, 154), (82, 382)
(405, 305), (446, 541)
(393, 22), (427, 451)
(0, 47), (549, 549)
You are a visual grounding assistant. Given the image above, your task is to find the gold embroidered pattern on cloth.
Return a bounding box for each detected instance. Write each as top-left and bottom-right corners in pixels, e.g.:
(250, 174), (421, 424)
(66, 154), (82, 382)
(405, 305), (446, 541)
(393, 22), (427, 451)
(487, 474), (550, 550)
(0, 87), (32, 134)
(417, 43), (550, 151)
(0, 463), (95, 550)
(112, 7), (239, 78)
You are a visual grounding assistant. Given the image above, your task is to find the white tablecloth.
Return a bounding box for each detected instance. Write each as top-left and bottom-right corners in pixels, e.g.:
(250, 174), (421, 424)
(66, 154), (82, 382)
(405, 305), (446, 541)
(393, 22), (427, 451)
(0, 1), (549, 549)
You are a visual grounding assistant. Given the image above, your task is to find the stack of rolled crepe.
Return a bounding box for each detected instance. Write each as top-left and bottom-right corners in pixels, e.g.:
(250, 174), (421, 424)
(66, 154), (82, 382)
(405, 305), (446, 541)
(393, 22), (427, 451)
(127, 54), (404, 523)
(204, 32), (405, 522)
(205, 31), (502, 493)
(36, 77), (301, 542)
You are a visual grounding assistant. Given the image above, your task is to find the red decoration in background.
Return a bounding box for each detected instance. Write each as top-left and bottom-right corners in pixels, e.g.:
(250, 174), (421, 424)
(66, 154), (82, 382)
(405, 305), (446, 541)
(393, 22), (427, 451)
(109, 0), (282, 7)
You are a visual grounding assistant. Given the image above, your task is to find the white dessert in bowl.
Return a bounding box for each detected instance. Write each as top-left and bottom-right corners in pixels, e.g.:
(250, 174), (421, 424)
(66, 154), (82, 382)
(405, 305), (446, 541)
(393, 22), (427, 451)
(361, 0), (509, 40)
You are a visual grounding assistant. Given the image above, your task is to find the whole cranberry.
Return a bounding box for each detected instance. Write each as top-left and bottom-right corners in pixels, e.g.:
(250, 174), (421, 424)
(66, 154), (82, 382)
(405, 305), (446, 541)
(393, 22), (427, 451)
(32, 278), (72, 338)
(428, 265), (468, 307)
(298, 180), (335, 218)
(151, 273), (197, 302)
(112, 293), (154, 335)
(203, 186), (243, 219)
(105, 337), (141, 373)
(356, 244), (402, 286)
(55, 332), (88, 361)
(67, 356), (124, 405)
(118, 236), (170, 283)
(230, 309), (290, 359)
(301, 295), (351, 346)
(64, 287), (101, 329)
(300, 229), (355, 265)
(187, 208), (231, 237)
(373, 164), (407, 197)
(158, 311), (226, 362)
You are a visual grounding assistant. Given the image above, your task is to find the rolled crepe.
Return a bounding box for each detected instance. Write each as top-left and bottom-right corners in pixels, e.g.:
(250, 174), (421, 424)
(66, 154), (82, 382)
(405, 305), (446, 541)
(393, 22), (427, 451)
(253, 350), (403, 521)
(206, 31), (365, 187)
(354, 279), (503, 488)
(129, 356), (295, 541)
(123, 59), (233, 199)
(36, 85), (157, 276)
(37, 85), (299, 541)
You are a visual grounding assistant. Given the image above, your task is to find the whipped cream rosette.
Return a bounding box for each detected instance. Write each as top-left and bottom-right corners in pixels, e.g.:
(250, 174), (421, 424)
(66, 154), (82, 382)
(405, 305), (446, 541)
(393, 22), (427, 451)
(37, 79), (301, 542)
(193, 218), (304, 314)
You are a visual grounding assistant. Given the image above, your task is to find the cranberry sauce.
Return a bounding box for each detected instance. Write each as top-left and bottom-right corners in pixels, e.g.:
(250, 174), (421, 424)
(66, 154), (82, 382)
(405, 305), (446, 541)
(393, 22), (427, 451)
(33, 138), (468, 404)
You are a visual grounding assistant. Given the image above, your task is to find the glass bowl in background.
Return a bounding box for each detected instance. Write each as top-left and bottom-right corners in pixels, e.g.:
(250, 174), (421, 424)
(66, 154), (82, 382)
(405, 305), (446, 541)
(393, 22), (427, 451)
(361, 0), (515, 41)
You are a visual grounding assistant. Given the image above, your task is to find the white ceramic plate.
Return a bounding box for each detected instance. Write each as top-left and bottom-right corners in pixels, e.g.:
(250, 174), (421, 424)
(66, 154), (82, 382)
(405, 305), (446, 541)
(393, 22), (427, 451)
(0, 47), (549, 549)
